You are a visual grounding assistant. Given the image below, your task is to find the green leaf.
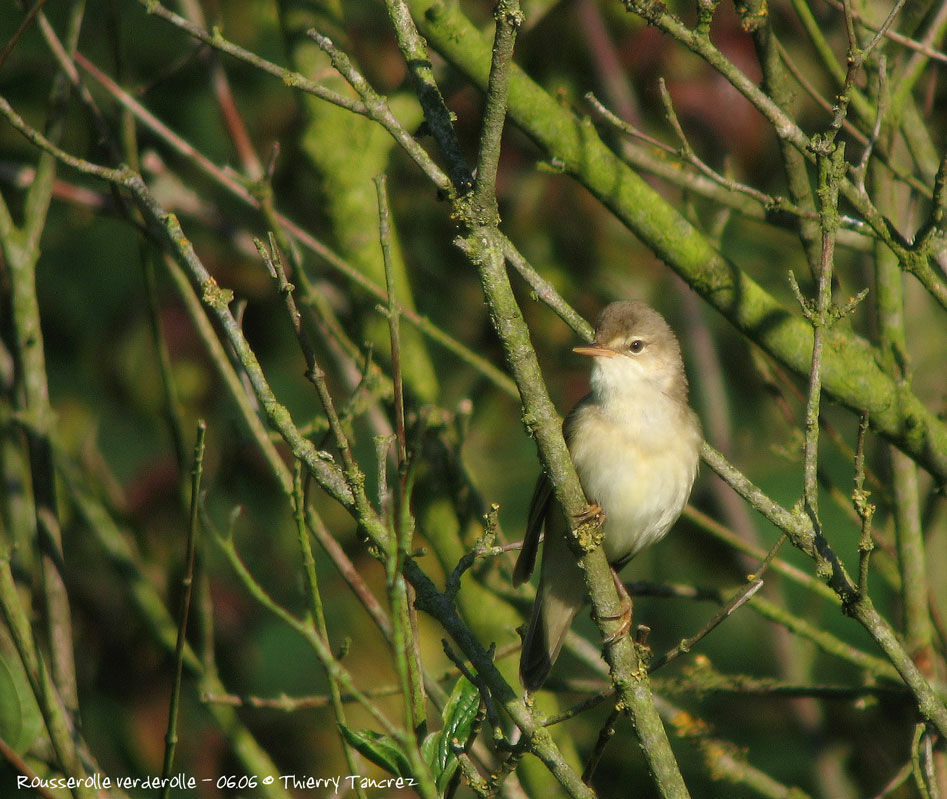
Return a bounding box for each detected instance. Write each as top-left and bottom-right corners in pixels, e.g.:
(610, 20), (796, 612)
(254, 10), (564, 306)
(421, 676), (481, 791)
(440, 676), (480, 757)
(420, 731), (439, 771)
(0, 636), (43, 755)
(337, 724), (413, 779)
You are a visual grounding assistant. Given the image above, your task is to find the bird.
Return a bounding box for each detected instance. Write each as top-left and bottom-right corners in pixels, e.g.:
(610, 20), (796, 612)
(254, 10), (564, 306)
(513, 300), (702, 691)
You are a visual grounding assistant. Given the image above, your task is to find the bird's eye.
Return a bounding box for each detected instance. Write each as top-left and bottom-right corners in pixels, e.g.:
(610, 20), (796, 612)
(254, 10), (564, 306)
(628, 339), (645, 354)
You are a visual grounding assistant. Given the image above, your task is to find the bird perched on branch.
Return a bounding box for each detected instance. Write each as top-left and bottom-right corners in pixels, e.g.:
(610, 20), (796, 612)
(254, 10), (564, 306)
(514, 300), (701, 690)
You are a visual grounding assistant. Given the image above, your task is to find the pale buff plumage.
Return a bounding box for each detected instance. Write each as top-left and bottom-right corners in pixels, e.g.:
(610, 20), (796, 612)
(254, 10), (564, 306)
(514, 301), (701, 690)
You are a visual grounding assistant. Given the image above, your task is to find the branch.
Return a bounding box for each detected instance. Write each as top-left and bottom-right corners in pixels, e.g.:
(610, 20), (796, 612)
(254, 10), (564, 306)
(701, 442), (947, 737)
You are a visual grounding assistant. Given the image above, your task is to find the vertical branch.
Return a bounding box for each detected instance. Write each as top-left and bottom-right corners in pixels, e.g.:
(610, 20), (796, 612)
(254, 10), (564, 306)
(161, 420), (207, 798)
(374, 174), (426, 739)
(375, 175), (407, 465)
(292, 465), (368, 799)
(255, 229), (428, 746)
(798, 0), (862, 529)
(853, 413), (875, 594)
(384, 471), (427, 741)
(469, 0), (522, 224)
(797, 144), (841, 526)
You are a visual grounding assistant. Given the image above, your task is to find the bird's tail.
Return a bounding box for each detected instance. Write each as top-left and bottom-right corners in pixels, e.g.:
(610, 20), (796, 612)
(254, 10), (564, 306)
(519, 564), (584, 691)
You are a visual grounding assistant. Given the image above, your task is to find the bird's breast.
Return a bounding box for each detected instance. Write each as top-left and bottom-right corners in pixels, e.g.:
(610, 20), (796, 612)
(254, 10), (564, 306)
(568, 400), (699, 566)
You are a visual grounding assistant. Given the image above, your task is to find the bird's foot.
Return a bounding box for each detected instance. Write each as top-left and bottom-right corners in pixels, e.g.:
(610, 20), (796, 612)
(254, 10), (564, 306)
(574, 502), (604, 526)
(600, 568), (632, 644)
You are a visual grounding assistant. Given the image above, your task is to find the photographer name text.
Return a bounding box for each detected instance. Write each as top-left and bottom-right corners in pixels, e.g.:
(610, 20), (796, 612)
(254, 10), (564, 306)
(17, 773), (419, 792)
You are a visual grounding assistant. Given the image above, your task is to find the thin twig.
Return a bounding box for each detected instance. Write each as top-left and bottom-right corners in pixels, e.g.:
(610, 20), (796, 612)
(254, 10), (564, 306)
(853, 57), (888, 193)
(202, 684), (403, 710)
(648, 580), (764, 674)
(382, 0), (473, 191)
(137, 0), (368, 115)
(656, 80), (773, 208)
(307, 27), (451, 195)
(207, 519), (404, 740)
(160, 420), (207, 798)
(853, 414), (875, 594)
(292, 465), (367, 799)
(375, 175), (407, 465)
(858, 0), (908, 63)
(0, 0), (53, 71)
(502, 238), (593, 339)
(582, 704), (621, 784)
(819, 0), (947, 65)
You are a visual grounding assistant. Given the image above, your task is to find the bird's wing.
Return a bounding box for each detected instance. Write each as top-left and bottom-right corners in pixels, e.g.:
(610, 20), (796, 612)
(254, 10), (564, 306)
(512, 472), (553, 586)
(512, 399), (588, 586)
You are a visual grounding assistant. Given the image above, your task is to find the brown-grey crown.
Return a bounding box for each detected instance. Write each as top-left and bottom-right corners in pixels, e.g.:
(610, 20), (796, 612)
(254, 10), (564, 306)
(593, 300), (677, 353)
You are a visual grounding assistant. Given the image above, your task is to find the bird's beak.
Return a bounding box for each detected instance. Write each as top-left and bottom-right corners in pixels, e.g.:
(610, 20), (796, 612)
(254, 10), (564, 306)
(573, 344), (616, 358)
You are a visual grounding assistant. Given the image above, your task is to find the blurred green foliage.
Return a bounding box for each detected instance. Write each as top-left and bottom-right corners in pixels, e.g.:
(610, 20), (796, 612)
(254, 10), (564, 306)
(1, 1), (946, 798)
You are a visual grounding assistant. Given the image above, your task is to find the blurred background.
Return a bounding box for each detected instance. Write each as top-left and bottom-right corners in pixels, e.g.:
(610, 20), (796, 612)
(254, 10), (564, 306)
(1, 1), (945, 797)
